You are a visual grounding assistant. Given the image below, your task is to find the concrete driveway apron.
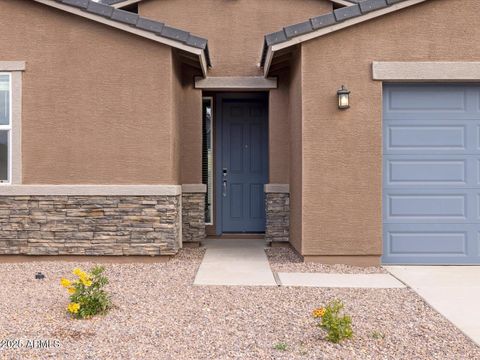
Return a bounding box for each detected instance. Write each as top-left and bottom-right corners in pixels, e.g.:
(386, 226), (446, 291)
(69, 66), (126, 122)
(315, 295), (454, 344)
(386, 266), (480, 346)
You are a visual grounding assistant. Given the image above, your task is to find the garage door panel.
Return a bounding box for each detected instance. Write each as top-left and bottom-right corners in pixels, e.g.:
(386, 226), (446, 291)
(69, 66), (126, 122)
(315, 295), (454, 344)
(384, 155), (480, 188)
(385, 157), (467, 187)
(385, 124), (467, 152)
(384, 189), (480, 223)
(384, 224), (479, 264)
(384, 84), (480, 121)
(387, 227), (468, 256)
(384, 120), (480, 155)
(383, 84), (480, 264)
(384, 190), (473, 223)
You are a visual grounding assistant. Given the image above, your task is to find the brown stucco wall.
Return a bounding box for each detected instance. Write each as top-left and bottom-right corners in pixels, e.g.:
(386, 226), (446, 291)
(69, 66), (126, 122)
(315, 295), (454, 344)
(0, 1), (177, 184)
(139, 0), (332, 76)
(269, 71), (290, 184)
(288, 48), (303, 254)
(172, 55), (182, 185)
(173, 60), (203, 184)
(300, 0), (480, 257)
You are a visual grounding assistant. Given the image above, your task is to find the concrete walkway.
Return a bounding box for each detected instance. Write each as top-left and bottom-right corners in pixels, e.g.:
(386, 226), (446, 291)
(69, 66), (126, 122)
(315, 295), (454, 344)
(194, 239), (404, 289)
(194, 239), (277, 286)
(278, 272), (405, 288)
(386, 266), (480, 346)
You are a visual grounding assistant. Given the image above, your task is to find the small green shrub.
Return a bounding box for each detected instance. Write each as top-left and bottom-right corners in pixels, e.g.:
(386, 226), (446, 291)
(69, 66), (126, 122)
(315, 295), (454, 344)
(312, 300), (353, 343)
(273, 342), (288, 351)
(61, 266), (112, 319)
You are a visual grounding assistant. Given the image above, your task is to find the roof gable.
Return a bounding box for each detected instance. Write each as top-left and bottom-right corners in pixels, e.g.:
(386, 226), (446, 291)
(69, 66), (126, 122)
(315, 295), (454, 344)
(33, 0), (210, 75)
(261, 0), (431, 76)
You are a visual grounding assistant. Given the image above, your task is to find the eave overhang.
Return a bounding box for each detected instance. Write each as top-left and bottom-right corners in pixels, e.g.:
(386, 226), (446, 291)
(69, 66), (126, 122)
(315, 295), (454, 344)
(35, 0), (211, 77)
(261, 0), (430, 77)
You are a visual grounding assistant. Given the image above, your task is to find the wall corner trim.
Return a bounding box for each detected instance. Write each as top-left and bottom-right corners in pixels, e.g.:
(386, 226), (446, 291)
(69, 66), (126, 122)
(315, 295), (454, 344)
(0, 61), (26, 72)
(0, 185), (182, 196)
(182, 184), (207, 193)
(372, 62), (480, 81)
(264, 184), (290, 193)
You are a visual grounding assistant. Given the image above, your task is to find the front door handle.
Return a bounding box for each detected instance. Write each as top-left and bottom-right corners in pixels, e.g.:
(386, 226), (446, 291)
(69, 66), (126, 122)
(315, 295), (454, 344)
(222, 180), (227, 197)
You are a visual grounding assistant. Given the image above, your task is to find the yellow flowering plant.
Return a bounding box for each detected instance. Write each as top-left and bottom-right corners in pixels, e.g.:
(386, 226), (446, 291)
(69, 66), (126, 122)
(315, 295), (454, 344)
(312, 300), (353, 343)
(61, 265), (111, 319)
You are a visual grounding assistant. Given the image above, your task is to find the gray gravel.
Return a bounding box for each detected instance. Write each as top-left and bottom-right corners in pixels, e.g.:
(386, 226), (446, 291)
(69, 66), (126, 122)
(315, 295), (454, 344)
(0, 248), (478, 359)
(266, 246), (387, 274)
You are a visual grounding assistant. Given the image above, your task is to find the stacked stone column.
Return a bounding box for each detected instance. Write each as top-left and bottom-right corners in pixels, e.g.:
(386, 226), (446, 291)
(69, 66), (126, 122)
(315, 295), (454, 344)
(181, 185), (206, 244)
(265, 185), (290, 244)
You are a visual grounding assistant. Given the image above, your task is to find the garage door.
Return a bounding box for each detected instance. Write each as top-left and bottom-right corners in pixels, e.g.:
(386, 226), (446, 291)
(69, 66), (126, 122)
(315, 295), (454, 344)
(383, 84), (480, 264)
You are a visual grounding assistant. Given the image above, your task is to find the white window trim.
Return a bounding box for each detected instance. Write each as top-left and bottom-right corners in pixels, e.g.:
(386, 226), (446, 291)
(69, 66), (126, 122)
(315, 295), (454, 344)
(0, 73), (12, 184)
(203, 97), (214, 226)
(0, 62), (24, 185)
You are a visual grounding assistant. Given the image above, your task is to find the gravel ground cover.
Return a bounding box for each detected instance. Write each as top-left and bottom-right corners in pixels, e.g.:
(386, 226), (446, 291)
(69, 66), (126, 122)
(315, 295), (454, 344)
(0, 248), (479, 359)
(266, 246), (387, 274)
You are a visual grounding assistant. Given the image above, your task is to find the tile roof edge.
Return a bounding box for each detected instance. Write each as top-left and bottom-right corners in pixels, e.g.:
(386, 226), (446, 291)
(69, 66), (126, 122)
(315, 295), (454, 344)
(260, 0), (430, 69)
(99, 0), (144, 7)
(36, 0), (211, 68)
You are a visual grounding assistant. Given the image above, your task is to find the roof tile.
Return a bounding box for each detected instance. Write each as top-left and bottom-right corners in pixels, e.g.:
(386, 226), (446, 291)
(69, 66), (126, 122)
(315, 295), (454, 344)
(284, 21), (313, 39)
(110, 8), (139, 25)
(334, 4), (362, 22)
(359, 0), (388, 13)
(86, 1), (114, 18)
(160, 26), (190, 43)
(265, 30), (288, 47)
(100, 0), (126, 4)
(310, 13), (336, 30)
(186, 35), (208, 50)
(135, 17), (165, 34)
(60, 0), (89, 9)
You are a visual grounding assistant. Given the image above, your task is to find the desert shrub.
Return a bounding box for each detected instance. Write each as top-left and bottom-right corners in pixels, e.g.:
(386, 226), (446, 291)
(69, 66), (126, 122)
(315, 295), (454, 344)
(61, 266), (111, 319)
(312, 300), (353, 343)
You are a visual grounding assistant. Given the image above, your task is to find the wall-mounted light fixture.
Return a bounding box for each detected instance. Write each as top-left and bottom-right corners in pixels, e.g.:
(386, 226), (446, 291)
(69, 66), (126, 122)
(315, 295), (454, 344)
(337, 85), (350, 110)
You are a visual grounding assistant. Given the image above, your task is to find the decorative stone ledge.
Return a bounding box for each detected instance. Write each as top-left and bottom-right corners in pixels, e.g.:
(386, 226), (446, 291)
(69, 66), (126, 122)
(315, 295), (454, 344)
(0, 185), (182, 196)
(265, 186), (290, 243)
(264, 184), (289, 193)
(0, 195), (181, 256)
(372, 61), (480, 81)
(181, 184), (207, 193)
(182, 187), (206, 243)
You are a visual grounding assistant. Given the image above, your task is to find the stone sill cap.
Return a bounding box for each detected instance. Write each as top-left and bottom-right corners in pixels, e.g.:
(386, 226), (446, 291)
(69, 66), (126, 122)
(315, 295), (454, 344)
(264, 184), (289, 193)
(182, 184), (207, 193)
(0, 185), (182, 196)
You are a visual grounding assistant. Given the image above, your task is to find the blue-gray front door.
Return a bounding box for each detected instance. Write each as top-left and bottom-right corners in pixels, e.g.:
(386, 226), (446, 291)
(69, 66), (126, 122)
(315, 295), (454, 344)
(218, 96), (268, 233)
(383, 84), (480, 264)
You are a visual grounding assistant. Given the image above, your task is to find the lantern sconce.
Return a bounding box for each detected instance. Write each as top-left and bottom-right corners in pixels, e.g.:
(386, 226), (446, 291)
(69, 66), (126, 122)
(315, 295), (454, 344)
(337, 85), (350, 110)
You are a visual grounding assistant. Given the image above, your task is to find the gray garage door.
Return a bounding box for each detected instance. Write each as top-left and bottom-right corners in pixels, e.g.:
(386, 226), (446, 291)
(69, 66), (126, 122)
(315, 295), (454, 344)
(383, 84), (480, 264)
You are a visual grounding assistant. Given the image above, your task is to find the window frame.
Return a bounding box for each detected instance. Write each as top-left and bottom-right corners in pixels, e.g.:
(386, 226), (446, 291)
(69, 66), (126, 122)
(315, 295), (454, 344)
(0, 72), (12, 185)
(203, 96), (214, 225)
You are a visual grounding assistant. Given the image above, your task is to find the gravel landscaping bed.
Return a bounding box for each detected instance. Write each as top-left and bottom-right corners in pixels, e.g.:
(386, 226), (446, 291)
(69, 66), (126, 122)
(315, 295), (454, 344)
(266, 246), (387, 274)
(0, 248), (479, 359)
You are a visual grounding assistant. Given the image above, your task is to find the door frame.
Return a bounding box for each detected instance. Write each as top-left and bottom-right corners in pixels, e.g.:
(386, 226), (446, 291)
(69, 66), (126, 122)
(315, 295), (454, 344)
(214, 92), (269, 235)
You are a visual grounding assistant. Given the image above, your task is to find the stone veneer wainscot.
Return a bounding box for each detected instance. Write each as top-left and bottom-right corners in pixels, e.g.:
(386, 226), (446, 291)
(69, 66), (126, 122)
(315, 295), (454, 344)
(0, 194), (181, 256)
